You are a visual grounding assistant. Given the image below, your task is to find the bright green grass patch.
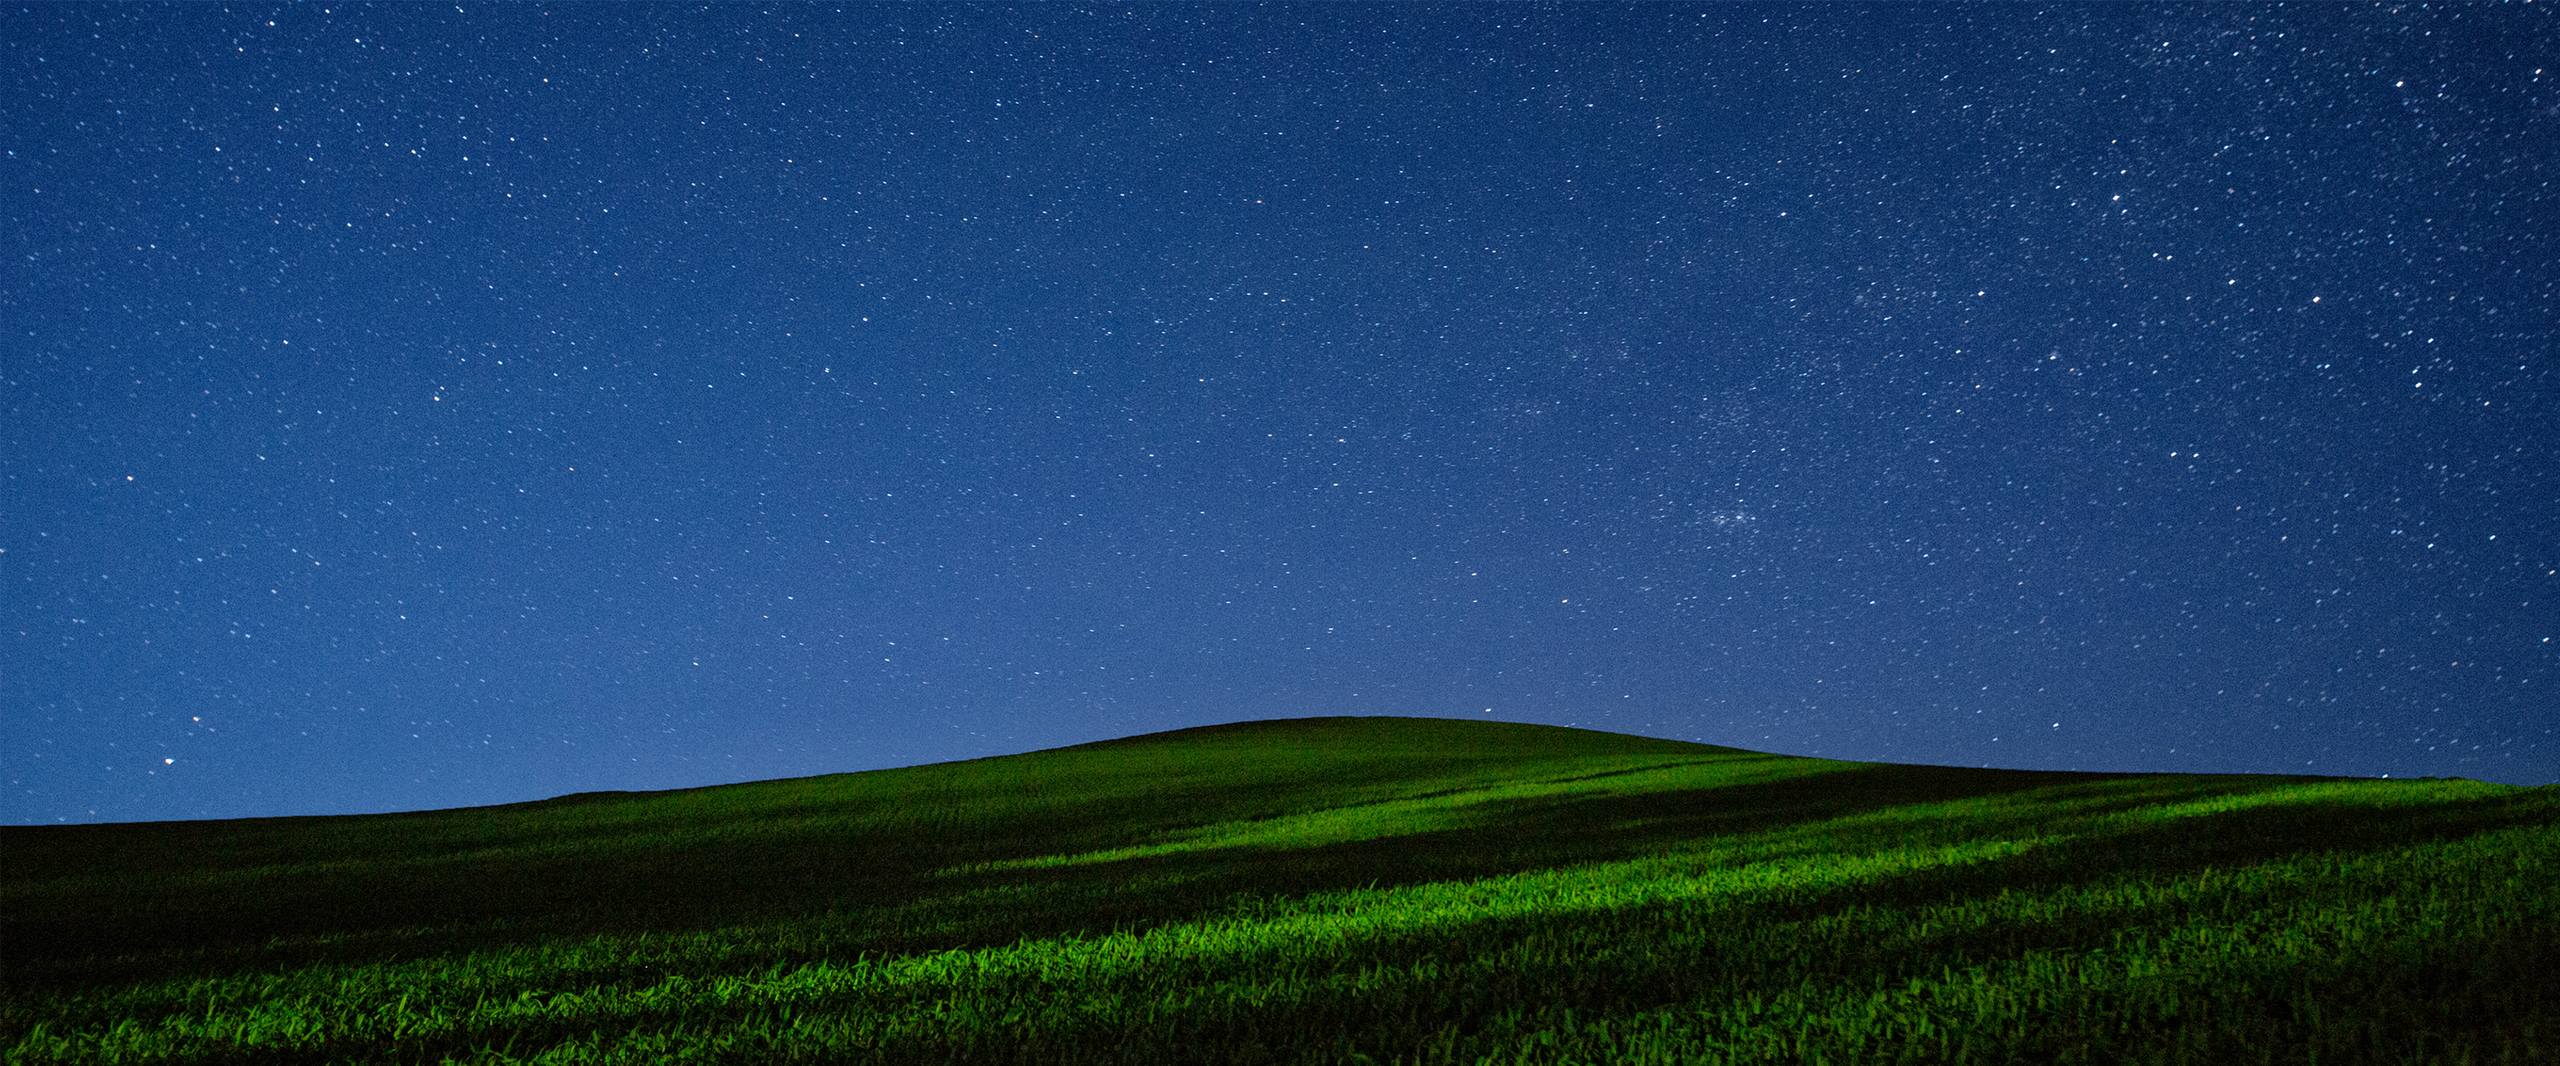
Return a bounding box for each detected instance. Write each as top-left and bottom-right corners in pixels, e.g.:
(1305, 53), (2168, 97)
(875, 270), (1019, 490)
(959, 753), (1834, 873)
(5, 716), (2554, 1063)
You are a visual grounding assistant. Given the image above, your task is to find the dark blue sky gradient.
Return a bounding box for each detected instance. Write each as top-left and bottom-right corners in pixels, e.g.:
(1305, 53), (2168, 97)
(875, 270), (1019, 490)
(7, 4), (2555, 822)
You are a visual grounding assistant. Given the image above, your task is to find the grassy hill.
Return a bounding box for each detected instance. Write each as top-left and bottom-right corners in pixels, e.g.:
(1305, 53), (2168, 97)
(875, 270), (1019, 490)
(4, 715), (2555, 1063)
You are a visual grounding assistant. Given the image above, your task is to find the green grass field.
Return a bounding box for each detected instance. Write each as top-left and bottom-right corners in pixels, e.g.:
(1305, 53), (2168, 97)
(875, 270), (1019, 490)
(5, 716), (2555, 1063)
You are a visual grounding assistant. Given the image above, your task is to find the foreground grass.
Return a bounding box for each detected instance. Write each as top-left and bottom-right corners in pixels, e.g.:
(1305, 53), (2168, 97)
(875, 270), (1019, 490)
(4, 717), (2554, 1063)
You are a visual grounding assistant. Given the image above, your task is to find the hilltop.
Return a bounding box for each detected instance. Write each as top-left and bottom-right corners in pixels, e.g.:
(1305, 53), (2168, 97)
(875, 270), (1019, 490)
(5, 716), (2555, 1063)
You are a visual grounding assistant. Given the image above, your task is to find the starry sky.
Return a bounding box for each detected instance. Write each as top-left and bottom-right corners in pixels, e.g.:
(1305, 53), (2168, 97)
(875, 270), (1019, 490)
(7, 4), (2556, 824)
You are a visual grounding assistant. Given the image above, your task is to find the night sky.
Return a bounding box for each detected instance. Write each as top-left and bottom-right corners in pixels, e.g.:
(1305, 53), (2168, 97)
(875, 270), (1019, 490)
(7, 4), (2555, 824)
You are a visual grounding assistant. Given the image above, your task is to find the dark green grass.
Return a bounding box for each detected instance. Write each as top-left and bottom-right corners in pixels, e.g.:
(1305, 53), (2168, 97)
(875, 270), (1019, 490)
(4, 716), (2554, 1063)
